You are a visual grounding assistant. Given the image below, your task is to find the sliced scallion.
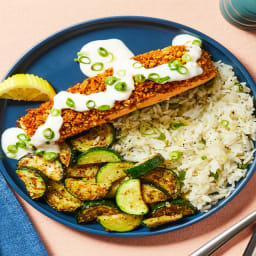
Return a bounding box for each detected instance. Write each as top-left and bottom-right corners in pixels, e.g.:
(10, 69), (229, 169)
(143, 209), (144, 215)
(201, 155), (207, 160)
(98, 105), (111, 111)
(66, 97), (75, 108)
(43, 128), (55, 140)
(177, 65), (188, 75)
(158, 76), (170, 84)
(170, 151), (182, 160)
(50, 108), (61, 117)
(192, 39), (202, 47)
(7, 144), (18, 153)
(148, 73), (160, 82)
(209, 171), (219, 180)
(134, 74), (146, 83)
(16, 141), (26, 149)
(86, 100), (96, 110)
(220, 120), (229, 128)
(105, 76), (119, 85)
(91, 62), (104, 71)
(169, 122), (185, 130)
(139, 123), (156, 136)
(178, 170), (186, 181)
(156, 132), (166, 140)
(115, 82), (127, 92)
(168, 60), (181, 70)
(240, 163), (248, 169)
(116, 69), (126, 77)
(182, 53), (192, 62)
(43, 152), (58, 161)
(17, 133), (30, 142)
(98, 47), (109, 57)
(74, 56), (91, 64)
(35, 148), (45, 156)
(106, 52), (114, 63)
(132, 61), (144, 69)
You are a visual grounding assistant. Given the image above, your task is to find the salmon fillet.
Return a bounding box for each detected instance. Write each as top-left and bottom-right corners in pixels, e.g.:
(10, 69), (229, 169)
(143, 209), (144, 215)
(17, 45), (217, 142)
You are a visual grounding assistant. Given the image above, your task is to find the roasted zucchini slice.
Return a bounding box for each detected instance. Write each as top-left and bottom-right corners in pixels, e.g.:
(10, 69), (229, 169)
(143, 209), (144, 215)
(141, 184), (167, 204)
(59, 142), (74, 167)
(116, 179), (148, 215)
(97, 213), (142, 232)
(76, 200), (119, 223)
(105, 177), (129, 198)
(142, 214), (183, 229)
(77, 147), (121, 165)
(96, 162), (134, 185)
(65, 164), (100, 183)
(16, 167), (47, 199)
(124, 154), (164, 178)
(18, 153), (64, 181)
(70, 123), (115, 152)
(141, 167), (180, 198)
(151, 200), (196, 217)
(44, 180), (82, 211)
(64, 178), (110, 200)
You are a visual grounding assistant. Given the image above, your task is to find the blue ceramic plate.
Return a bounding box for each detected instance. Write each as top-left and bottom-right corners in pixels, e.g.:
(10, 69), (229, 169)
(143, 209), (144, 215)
(0, 16), (255, 237)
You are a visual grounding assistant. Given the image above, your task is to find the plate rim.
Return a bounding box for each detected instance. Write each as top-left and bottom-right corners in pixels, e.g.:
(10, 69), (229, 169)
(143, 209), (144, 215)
(0, 16), (256, 237)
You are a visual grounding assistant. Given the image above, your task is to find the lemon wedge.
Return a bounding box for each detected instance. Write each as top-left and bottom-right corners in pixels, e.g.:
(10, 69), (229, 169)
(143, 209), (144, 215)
(0, 74), (56, 101)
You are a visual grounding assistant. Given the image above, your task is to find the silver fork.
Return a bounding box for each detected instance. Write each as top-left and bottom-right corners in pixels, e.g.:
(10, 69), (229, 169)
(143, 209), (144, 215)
(190, 211), (256, 256)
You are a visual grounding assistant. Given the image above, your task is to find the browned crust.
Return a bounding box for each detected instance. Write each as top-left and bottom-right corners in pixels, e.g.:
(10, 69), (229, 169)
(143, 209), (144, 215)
(17, 45), (217, 142)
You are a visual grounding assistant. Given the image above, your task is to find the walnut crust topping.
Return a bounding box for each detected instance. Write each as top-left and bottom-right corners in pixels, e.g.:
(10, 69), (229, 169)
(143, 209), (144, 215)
(17, 45), (216, 142)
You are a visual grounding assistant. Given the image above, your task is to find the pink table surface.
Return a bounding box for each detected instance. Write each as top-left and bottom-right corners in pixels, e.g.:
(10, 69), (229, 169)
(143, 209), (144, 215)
(0, 1), (256, 255)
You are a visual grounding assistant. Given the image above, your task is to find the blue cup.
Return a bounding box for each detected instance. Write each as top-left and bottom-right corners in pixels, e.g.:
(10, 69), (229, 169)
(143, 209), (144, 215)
(220, 0), (256, 30)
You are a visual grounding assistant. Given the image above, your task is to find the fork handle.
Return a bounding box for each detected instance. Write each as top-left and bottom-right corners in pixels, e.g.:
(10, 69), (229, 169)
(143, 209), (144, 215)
(190, 211), (256, 256)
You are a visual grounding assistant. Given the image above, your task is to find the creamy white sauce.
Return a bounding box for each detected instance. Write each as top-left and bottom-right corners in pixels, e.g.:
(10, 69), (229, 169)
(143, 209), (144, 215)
(1, 128), (33, 159)
(2, 34), (203, 155)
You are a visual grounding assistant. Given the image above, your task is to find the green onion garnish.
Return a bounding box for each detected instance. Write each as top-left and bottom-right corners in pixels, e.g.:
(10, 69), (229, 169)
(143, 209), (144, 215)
(105, 76), (119, 85)
(220, 120), (229, 128)
(43, 128), (55, 140)
(16, 141), (26, 149)
(178, 170), (186, 181)
(209, 171), (219, 180)
(148, 73), (160, 82)
(106, 52), (114, 63)
(115, 82), (127, 92)
(77, 51), (89, 56)
(132, 61), (144, 69)
(158, 76), (170, 84)
(116, 69), (126, 77)
(98, 47), (109, 57)
(43, 152), (58, 161)
(74, 56), (91, 64)
(170, 151), (182, 160)
(91, 62), (104, 71)
(182, 53), (192, 62)
(35, 148), (45, 156)
(240, 163), (248, 169)
(7, 144), (18, 153)
(66, 97), (75, 108)
(200, 138), (206, 145)
(169, 122), (185, 130)
(201, 155), (207, 160)
(192, 39), (202, 47)
(235, 82), (243, 92)
(134, 74), (146, 84)
(86, 100), (96, 109)
(168, 60), (181, 70)
(50, 108), (61, 117)
(98, 105), (111, 111)
(17, 133), (30, 142)
(156, 132), (166, 140)
(139, 124), (156, 136)
(177, 65), (189, 75)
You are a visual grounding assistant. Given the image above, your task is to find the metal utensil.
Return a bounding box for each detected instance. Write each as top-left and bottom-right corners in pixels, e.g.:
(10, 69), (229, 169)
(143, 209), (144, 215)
(243, 228), (256, 256)
(190, 211), (256, 256)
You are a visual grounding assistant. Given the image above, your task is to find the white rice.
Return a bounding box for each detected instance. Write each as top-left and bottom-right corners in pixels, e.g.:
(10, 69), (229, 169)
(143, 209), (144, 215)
(111, 62), (256, 211)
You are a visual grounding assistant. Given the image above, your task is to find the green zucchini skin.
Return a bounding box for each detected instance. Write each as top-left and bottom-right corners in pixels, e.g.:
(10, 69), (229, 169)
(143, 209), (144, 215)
(76, 200), (119, 224)
(18, 153), (64, 181)
(151, 200), (196, 217)
(64, 178), (110, 200)
(142, 214), (183, 229)
(77, 147), (122, 165)
(70, 123), (115, 152)
(141, 167), (180, 198)
(96, 162), (134, 185)
(116, 179), (149, 215)
(65, 164), (100, 183)
(16, 167), (47, 199)
(97, 213), (142, 232)
(141, 184), (167, 204)
(44, 180), (82, 212)
(124, 154), (164, 178)
(59, 142), (75, 167)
